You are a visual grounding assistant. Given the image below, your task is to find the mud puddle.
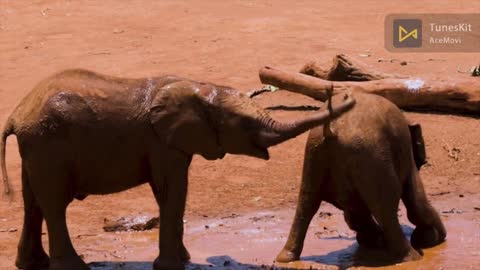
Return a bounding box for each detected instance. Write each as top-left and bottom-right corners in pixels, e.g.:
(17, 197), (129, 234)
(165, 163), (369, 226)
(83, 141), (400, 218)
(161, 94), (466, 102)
(81, 201), (480, 270)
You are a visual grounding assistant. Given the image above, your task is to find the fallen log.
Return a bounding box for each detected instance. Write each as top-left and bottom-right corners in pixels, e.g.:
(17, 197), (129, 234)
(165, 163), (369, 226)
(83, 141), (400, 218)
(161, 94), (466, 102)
(259, 66), (480, 115)
(300, 54), (402, 81)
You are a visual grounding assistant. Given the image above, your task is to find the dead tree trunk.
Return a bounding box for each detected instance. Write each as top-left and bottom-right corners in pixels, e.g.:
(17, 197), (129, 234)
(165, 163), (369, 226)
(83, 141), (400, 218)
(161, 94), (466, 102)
(300, 54), (402, 81)
(259, 66), (480, 115)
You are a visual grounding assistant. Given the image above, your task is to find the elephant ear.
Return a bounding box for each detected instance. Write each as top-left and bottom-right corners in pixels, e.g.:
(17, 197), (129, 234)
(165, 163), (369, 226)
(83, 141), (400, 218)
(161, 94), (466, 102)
(149, 87), (225, 160)
(408, 123), (427, 170)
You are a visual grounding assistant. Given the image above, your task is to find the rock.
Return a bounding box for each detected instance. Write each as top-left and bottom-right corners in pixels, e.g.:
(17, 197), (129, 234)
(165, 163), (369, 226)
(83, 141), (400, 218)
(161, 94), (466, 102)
(103, 216), (159, 232)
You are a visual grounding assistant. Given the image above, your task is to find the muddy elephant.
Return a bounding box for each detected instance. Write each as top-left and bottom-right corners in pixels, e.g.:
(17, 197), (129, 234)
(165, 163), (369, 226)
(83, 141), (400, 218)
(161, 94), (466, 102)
(276, 92), (446, 264)
(0, 69), (354, 270)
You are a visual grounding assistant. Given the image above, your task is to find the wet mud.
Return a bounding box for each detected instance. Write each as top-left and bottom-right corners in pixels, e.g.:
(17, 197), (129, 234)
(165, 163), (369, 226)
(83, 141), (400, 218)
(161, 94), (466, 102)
(81, 199), (480, 270)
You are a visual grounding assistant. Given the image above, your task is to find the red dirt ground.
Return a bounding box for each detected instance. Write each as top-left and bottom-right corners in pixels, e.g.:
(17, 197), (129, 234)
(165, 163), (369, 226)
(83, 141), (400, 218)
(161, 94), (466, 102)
(1, 1), (479, 269)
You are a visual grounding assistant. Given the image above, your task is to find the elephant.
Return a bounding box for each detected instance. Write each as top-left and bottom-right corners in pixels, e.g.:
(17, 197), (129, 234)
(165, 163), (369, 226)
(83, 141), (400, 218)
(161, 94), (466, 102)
(0, 69), (355, 270)
(275, 92), (446, 264)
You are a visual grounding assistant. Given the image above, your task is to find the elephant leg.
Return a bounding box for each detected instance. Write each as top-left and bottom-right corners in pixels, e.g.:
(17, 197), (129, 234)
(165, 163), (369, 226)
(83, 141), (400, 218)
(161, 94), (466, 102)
(369, 207), (421, 262)
(177, 218), (191, 263)
(276, 142), (324, 263)
(28, 165), (88, 270)
(276, 190), (322, 263)
(151, 153), (191, 270)
(402, 167), (446, 249)
(15, 165), (49, 270)
(43, 209), (88, 270)
(360, 166), (421, 262)
(343, 205), (384, 249)
(150, 184), (190, 265)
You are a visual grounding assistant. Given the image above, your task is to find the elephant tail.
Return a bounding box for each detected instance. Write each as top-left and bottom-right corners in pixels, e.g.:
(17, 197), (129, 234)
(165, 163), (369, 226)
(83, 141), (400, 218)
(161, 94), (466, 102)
(1, 117), (15, 200)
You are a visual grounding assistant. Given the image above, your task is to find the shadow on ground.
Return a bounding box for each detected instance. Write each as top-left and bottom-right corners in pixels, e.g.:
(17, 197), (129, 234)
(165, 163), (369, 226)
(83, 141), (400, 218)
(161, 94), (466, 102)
(89, 255), (281, 270)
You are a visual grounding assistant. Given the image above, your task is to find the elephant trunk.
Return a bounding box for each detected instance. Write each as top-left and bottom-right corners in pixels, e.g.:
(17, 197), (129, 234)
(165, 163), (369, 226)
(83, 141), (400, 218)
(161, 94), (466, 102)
(257, 94), (355, 147)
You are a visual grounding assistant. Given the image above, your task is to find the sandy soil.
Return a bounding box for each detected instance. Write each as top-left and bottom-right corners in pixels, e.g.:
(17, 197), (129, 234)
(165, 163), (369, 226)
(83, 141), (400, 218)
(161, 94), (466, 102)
(0, 1), (479, 269)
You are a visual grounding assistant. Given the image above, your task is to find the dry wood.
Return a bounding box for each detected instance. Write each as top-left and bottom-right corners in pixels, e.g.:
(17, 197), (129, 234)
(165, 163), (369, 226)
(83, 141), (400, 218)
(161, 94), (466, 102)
(259, 66), (480, 115)
(300, 54), (402, 81)
(259, 66), (335, 101)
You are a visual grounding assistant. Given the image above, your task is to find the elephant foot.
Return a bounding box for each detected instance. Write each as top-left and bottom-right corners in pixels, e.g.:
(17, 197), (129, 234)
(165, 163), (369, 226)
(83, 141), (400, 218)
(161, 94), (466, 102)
(153, 256), (185, 270)
(179, 245), (191, 263)
(356, 230), (385, 249)
(275, 248), (300, 263)
(379, 245), (422, 264)
(398, 247), (423, 263)
(49, 255), (89, 270)
(411, 226), (446, 249)
(15, 249), (50, 270)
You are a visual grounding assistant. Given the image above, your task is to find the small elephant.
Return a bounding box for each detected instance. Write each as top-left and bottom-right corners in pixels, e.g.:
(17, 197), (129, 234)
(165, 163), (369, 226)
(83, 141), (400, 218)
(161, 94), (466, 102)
(276, 93), (446, 264)
(0, 69), (354, 270)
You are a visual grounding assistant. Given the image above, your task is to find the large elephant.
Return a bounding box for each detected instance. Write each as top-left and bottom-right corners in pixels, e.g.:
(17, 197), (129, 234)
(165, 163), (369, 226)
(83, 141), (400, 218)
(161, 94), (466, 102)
(0, 69), (354, 270)
(276, 92), (446, 264)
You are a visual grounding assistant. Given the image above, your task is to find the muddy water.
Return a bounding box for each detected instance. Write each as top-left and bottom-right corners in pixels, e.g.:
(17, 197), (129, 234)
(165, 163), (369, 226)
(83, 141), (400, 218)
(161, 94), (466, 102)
(84, 202), (480, 270)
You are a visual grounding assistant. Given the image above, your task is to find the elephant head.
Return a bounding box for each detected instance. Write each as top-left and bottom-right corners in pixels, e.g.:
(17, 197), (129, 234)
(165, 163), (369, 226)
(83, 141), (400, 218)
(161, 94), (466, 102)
(150, 80), (355, 160)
